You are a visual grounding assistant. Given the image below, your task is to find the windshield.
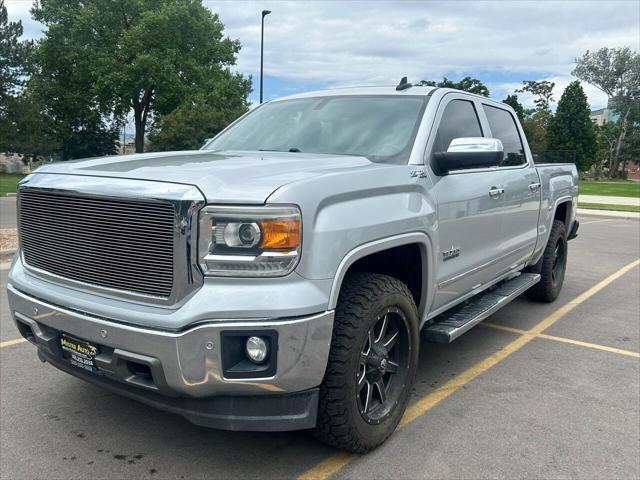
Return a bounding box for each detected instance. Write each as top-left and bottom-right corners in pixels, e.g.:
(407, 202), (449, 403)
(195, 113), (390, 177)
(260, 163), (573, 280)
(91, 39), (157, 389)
(204, 95), (428, 163)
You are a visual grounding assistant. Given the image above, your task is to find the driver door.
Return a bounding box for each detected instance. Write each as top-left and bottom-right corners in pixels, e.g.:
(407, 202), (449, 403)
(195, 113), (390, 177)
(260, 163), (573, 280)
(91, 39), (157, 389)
(426, 94), (507, 311)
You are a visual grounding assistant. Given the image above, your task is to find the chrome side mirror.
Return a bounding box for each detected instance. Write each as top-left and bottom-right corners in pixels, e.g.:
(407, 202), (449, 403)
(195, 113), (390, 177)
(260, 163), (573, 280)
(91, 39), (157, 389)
(432, 137), (504, 175)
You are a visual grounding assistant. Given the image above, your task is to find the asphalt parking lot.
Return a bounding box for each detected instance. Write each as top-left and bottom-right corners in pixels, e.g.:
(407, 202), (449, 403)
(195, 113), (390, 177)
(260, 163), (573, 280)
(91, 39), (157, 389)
(0, 198), (17, 229)
(1, 215), (639, 480)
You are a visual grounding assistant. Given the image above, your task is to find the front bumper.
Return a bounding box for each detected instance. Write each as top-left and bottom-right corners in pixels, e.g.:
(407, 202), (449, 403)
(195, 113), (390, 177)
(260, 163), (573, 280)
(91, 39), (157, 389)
(36, 347), (319, 431)
(7, 285), (334, 430)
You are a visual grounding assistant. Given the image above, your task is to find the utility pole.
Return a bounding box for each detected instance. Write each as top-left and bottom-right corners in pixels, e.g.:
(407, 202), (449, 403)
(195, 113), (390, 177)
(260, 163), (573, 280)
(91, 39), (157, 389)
(260, 10), (271, 103)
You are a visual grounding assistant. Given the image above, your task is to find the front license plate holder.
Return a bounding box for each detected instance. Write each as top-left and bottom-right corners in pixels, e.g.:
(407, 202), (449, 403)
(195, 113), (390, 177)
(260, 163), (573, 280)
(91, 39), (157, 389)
(59, 334), (99, 374)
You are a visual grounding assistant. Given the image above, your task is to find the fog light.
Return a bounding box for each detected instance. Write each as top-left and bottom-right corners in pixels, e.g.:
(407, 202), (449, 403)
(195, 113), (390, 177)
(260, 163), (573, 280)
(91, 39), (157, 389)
(245, 336), (268, 363)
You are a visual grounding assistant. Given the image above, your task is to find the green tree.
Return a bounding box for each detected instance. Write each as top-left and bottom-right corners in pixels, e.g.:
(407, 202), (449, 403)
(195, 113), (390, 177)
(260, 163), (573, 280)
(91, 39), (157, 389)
(1, 0), (116, 161)
(0, 0), (31, 101)
(516, 80), (555, 114)
(0, 0), (34, 156)
(1, 93), (59, 160)
(573, 47), (640, 177)
(147, 102), (228, 151)
(27, 58), (119, 160)
(593, 121), (621, 177)
(546, 81), (596, 171)
(418, 76), (490, 96)
(31, 0), (252, 153)
(515, 80), (555, 152)
(620, 98), (640, 175)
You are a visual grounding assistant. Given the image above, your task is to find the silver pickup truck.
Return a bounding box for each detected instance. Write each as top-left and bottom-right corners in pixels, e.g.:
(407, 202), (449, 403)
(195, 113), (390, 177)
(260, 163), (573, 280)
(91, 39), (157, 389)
(8, 81), (579, 452)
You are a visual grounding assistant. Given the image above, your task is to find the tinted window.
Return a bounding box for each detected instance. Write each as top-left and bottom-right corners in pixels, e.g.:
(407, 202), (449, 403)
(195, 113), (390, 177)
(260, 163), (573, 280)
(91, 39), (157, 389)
(432, 100), (483, 154)
(483, 105), (526, 166)
(205, 96), (428, 164)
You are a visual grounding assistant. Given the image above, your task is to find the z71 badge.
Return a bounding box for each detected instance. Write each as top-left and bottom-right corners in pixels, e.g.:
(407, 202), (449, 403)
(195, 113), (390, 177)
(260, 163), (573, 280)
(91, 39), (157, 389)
(442, 246), (460, 261)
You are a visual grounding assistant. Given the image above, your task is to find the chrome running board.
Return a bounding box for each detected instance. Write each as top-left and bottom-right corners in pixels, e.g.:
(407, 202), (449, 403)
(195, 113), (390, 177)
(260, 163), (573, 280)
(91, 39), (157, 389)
(422, 273), (541, 343)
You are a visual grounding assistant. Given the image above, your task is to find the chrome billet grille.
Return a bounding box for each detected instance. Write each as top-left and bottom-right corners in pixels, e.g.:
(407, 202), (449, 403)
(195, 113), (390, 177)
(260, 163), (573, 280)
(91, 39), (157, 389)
(19, 189), (175, 298)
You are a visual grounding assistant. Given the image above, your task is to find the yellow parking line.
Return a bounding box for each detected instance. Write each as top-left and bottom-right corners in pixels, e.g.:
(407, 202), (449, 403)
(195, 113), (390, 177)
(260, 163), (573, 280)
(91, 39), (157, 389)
(398, 332), (532, 428)
(537, 333), (640, 358)
(298, 453), (358, 480)
(297, 258), (640, 480)
(482, 323), (640, 358)
(0, 337), (27, 348)
(481, 323), (528, 335)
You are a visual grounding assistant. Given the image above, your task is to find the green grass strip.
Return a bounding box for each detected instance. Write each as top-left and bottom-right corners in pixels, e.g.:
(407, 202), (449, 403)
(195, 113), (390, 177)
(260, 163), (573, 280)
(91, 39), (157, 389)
(578, 202), (640, 213)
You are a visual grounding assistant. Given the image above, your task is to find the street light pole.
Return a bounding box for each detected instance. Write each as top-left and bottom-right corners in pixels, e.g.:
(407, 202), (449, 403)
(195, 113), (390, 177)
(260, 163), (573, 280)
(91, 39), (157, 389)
(260, 9), (271, 104)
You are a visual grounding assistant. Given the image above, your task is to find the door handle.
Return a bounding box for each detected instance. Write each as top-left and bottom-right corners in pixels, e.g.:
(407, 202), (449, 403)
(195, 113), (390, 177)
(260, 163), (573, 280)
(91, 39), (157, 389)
(489, 187), (504, 199)
(529, 182), (541, 193)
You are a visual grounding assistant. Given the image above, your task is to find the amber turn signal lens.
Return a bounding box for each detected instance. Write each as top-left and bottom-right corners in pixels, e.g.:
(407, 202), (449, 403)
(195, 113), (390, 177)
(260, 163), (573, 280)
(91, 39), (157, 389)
(260, 219), (301, 249)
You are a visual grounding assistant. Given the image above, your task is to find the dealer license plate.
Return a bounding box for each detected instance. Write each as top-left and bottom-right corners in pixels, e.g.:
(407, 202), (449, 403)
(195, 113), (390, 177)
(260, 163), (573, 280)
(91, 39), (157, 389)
(59, 334), (99, 373)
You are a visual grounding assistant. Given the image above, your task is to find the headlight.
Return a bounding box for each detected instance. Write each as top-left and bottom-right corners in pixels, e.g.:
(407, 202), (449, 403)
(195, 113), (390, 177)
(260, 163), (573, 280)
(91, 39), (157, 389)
(198, 205), (301, 277)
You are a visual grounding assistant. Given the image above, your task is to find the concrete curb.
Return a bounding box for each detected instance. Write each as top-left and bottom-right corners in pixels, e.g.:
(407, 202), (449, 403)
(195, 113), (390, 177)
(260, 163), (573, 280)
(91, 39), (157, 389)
(4, 193), (16, 197)
(0, 249), (16, 270)
(577, 208), (640, 220)
(579, 194), (640, 207)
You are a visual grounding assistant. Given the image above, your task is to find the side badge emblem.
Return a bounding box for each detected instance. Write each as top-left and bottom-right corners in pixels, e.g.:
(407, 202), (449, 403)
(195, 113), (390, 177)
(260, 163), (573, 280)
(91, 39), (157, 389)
(442, 246), (460, 261)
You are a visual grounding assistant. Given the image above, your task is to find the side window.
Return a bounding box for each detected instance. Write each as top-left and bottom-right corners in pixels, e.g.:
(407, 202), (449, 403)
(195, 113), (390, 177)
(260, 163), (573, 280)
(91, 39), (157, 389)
(432, 100), (483, 154)
(483, 105), (526, 166)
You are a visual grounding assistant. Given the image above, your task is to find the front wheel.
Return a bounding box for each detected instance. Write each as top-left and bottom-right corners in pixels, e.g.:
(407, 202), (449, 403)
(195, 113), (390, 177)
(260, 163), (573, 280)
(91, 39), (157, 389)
(314, 273), (419, 452)
(526, 219), (567, 302)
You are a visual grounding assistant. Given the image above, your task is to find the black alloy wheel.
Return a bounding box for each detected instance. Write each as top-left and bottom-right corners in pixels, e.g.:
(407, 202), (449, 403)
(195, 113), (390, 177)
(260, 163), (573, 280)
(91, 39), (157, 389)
(357, 307), (411, 425)
(315, 273), (419, 452)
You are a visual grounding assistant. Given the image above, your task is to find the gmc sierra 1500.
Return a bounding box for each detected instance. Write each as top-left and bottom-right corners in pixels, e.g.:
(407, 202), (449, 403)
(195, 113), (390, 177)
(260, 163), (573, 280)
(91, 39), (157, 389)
(8, 80), (578, 452)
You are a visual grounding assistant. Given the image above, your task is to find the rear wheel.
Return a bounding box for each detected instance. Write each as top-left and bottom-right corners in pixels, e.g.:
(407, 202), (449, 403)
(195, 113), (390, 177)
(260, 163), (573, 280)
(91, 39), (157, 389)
(314, 273), (419, 452)
(526, 219), (567, 302)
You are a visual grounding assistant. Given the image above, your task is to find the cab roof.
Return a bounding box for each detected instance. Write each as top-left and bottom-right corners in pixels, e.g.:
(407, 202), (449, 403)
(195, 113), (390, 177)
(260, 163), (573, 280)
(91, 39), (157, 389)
(273, 84), (438, 102)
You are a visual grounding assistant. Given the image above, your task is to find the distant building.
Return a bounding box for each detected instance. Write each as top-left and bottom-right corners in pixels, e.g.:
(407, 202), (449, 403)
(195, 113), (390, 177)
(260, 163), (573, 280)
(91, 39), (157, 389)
(590, 99), (620, 125)
(626, 161), (640, 181)
(589, 107), (620, 125)
(0, 153), (26, 174)
(589, 108), (609, 125)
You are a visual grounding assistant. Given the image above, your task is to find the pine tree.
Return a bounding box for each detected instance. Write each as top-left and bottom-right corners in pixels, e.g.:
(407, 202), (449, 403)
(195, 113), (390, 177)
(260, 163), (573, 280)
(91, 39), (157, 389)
(0, 0), (30, 101)
(547, 81), (597, 171)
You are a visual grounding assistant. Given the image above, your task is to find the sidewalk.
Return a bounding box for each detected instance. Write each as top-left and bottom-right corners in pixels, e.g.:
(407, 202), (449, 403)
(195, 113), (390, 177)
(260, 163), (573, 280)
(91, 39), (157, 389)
(577, 208), (640, 220)
(579, 194), (640, 206)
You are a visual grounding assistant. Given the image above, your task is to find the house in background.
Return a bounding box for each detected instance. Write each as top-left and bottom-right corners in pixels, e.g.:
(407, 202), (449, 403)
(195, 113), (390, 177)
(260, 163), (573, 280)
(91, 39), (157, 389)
(590, 97), (622, 126)
(589, 106), (620, 125)
(627, 162), (640, 181)
(0, 153), (26, 174)
(589, 107), (610, 125)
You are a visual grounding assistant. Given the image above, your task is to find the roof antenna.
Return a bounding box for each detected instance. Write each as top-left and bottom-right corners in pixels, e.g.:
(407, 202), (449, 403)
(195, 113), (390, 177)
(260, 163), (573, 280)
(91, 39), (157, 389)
(396, 76), (412, 91)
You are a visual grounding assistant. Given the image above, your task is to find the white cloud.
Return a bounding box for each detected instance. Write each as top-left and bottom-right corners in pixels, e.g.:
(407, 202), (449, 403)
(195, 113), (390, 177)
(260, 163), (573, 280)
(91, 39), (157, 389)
(208, 1), (639, 75)
(5, 0), (639, 108)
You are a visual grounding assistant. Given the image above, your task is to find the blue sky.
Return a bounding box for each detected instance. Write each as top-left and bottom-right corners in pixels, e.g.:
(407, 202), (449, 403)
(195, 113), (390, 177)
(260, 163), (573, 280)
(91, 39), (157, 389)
(7, 0), (640, 110)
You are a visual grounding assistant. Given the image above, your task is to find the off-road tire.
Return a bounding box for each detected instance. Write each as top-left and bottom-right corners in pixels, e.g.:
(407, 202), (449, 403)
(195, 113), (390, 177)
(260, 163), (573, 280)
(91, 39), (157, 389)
(525, 219), (567, 302)
(314, 272), (419, 453)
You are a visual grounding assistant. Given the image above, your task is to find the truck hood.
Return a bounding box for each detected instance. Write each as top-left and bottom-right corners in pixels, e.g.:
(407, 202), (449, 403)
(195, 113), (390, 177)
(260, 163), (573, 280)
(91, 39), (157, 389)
(35, 150), (373, 203)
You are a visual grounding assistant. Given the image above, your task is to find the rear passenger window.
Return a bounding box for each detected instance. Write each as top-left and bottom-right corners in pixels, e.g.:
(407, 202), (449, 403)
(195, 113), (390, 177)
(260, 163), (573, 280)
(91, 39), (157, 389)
(432, 100), (483, 154)
(483, 105), (526, 166)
